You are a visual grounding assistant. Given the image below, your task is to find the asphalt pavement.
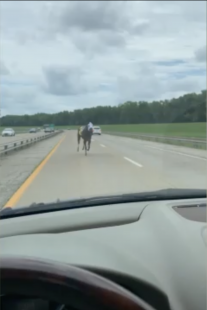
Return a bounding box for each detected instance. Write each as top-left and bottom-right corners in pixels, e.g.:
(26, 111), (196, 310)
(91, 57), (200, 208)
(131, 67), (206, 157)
(0, 133), (64, 208)
(3, 130), (206, 209)
(0, 131), (49, 150)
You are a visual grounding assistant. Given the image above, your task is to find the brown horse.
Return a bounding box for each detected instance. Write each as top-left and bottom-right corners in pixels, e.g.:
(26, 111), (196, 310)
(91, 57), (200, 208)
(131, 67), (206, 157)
(77, 126), (93, 156)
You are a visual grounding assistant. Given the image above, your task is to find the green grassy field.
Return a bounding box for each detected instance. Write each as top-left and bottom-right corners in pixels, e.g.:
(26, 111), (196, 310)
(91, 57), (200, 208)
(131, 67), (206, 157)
(99, 123), (206, 139)
(59, 123), (206, 139)
(0, 123), (206, 139)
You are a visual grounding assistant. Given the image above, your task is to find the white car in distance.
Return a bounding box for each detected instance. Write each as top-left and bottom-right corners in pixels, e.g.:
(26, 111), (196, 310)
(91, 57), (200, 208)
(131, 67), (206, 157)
(1, 128), (15, 137)
(93, 126), (102, 135)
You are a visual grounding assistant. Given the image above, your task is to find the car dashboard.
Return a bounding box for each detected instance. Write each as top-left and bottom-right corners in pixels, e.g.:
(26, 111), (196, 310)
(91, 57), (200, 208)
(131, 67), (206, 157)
(0, 198), (206, 310)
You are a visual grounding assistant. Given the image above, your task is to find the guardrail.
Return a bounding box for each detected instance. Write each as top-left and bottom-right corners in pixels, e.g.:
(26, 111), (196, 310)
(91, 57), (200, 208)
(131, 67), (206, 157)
(105, 131), (206, 149)
(0, 130), (63, 156)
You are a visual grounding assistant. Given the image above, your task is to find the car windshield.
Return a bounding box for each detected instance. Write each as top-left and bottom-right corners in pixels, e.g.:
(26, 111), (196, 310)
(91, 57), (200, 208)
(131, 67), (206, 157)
(0, 1), (206, 215)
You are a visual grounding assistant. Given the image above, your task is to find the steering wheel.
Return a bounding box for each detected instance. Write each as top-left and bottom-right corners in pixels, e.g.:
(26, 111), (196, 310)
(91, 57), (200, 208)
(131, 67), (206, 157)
(1, 256), (157, 310)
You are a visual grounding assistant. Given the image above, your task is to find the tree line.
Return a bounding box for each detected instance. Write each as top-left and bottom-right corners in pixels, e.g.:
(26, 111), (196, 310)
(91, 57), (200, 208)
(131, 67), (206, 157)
(1, 90), (206, 127)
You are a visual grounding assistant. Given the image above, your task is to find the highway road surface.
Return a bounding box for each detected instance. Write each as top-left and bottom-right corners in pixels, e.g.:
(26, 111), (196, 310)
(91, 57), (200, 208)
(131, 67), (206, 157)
(0, 131), (49, 150)
(3, 130), (206, 209)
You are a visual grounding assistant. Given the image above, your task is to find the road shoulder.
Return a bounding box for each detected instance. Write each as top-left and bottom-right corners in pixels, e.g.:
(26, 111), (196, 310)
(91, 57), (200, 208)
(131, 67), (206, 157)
(0, 133), (64, 209)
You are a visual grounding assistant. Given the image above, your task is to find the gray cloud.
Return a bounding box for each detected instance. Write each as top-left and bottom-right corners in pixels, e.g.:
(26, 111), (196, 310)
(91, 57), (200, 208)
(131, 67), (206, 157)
(194, 46), (206, 63)
(42, 66), (89, 96)
(52, 2), (131, 33)
(69, 29), (126, 57)
(167, 77), (201, 93)
(117, 62), (163, 102)
(1, 82), (38, 115)
(0, 61), (10, 75)
(0, 1), (206, 115)
(46, 1), (149, 53)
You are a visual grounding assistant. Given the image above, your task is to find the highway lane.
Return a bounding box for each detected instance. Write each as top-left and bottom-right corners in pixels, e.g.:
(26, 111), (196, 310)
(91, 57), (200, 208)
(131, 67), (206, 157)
(99, 133), (206, 190)
(0, 131), (49, 150)
(4, 130), (206, 209)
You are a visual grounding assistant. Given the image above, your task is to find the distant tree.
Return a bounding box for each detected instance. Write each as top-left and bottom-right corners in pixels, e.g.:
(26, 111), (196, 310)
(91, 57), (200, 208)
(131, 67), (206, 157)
(1, 90), (206, 126)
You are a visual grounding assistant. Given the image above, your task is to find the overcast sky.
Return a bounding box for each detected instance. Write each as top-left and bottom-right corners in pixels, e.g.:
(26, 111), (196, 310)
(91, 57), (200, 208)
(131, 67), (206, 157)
(0, 1), (206, 116)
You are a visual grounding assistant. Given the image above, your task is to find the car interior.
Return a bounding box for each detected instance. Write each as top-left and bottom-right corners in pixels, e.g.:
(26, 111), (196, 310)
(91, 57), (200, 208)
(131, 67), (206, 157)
(1, 196), (206, 310)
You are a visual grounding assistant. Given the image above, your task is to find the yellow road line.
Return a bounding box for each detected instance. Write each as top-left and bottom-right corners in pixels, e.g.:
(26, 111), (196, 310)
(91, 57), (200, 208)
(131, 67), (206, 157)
(3, 136), (65, 208)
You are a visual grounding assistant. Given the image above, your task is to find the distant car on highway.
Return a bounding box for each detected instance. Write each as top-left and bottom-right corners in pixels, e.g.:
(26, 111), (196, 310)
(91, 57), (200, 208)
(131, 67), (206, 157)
(1, 128), (15, 137)
(29, 128), (37, 133)
(93, 126), (102, 135)
(44, 127), (54, 133)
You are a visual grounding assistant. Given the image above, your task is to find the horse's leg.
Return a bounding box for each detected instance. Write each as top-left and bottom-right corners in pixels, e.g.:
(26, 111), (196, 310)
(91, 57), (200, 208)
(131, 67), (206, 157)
(88, 136), (92, 151)
(77, 133), (80, 151)
(84, 140), (87, 156)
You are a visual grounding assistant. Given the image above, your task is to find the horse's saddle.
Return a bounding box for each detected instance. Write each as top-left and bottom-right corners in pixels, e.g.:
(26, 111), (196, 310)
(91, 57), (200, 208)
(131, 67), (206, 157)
(79, 125), (92, 138)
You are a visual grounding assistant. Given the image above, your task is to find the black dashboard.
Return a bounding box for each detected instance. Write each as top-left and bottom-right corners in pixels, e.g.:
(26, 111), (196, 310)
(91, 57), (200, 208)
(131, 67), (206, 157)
(1, 296), (68, 310)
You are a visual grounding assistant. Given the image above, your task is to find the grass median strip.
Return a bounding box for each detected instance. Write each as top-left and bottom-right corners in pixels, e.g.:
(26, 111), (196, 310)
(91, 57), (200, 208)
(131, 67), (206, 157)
(3, 136), (65, 208)
(100, 123), (206, 138)
(105, 131), (206, 150)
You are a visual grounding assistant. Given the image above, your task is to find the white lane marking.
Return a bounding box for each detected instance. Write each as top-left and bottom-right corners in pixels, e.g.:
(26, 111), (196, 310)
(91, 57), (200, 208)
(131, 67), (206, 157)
(145, 145), (206, 161)
(124, 157), (142, 168)
(100, 144), (106, 147)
